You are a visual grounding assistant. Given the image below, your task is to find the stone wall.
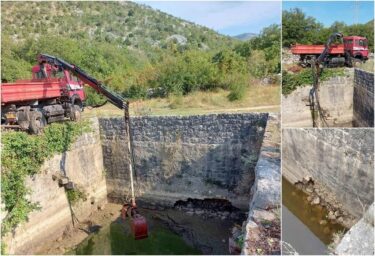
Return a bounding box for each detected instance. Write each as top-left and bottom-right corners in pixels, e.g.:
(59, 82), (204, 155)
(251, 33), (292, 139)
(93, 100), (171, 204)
(242, 114), (281, 254)
(282, 128), (374, 218)
(282, 69), (354, 127)
(353, 69), (374, 127)
(3, 118), (107, 254)
(99, 113), (269, 209)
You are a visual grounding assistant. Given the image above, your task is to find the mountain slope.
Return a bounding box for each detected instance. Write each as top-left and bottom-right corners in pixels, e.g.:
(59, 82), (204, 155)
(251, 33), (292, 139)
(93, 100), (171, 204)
(233, 33), (258, 41)
(1, 1), (236, 53)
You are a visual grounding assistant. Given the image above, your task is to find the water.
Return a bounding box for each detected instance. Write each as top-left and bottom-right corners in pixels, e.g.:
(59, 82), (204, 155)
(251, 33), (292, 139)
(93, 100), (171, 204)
(282, 177), (347, 255)
(69, 208), (240, 255)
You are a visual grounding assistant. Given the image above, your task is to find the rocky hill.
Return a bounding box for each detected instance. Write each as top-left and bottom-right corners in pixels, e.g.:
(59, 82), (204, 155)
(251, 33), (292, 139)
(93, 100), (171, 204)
(1, 1), (235, 53)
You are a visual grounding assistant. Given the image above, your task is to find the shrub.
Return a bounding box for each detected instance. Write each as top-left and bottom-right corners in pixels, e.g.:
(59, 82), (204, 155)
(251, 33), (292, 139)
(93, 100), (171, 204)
(84, 87), (107, 107)
(282, 68), (346, 95)
(1, 121), (91, 235)
(66, 187), (87, 205)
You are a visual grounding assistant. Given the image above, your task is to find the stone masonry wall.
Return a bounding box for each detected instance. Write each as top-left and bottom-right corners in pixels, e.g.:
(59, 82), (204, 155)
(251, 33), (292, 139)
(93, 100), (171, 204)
(353, 68), (374, 127)
(282, 128), (374, 218)
(99, 113), (269, 209)
(3, 118), (107, 254)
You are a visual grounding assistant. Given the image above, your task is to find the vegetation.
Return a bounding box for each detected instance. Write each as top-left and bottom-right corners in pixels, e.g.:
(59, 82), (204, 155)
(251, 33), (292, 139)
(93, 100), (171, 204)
(282, 68), (346, 95)
(1, 121), (91, 235)
(66, 187), (88, 206)
(283, 8), (374, 51)
(1, 1), (280, 104)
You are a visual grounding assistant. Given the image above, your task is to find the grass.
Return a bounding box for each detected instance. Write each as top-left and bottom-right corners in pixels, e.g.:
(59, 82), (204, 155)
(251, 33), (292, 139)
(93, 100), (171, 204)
(358, 58), (374, 73)
(82, 85), (280, 118)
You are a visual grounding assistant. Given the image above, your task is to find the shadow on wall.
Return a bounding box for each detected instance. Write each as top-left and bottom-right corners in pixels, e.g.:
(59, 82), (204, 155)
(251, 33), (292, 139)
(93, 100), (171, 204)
(99, 114), (269, 210)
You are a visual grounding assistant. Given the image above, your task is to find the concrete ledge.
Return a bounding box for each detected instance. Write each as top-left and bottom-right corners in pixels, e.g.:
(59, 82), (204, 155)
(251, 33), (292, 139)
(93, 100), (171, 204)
(242, 114), (281, 255)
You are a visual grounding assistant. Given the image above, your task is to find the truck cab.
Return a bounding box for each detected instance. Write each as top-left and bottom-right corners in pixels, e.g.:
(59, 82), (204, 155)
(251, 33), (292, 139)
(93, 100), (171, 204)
(343, 36), (369, 61)
(31, 63), (85, 109)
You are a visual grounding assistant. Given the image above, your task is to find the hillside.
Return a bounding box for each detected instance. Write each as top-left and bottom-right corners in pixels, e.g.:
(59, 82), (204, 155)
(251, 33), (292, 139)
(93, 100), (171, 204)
(1, 1), (280, 108)
(233, 33), (258, 41)
(1, 1), (235, 55)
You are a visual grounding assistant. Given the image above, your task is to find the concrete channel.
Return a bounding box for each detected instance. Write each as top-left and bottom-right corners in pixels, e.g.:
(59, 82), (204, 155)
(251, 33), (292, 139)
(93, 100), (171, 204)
(2, 113), (281, 255)
(282, 128), (374, 255)
(282, 68), (374, 127)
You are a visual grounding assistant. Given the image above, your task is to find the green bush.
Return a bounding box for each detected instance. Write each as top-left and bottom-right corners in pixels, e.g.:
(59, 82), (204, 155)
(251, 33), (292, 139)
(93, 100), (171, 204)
(84, 87), (107, 107)
(66, 188), (87, 205)
(282, 68), (346, 95)
(1, 121), (91, 235)
(227, 74), (248, 101)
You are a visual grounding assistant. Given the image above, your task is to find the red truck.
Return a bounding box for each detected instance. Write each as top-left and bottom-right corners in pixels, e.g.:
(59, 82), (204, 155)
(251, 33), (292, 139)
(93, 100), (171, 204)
(291, 35), (369, 67)
(1, 54), (126, 134)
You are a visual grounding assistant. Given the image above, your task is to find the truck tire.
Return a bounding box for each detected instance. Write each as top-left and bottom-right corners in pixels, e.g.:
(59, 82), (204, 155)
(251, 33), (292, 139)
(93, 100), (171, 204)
(70, 105), (81, 122)
(352, 58), (361, 67)
(29, 111), (47, 134)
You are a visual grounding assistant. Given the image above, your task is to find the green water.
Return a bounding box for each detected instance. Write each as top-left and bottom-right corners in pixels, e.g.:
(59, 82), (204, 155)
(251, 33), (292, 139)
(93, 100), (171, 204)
(70, 217), (200, 255)
(282, 177), (347, 244)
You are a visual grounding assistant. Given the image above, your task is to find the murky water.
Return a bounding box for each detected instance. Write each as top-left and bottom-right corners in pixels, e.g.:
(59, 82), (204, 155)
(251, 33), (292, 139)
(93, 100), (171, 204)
(69, 208), (241, 255)
(282, 177), (347, 255)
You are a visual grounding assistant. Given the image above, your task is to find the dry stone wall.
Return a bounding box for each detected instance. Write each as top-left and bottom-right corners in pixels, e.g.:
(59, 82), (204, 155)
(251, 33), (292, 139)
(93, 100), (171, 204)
(353, 69), (374, 127)
(99, 113), (269, 209)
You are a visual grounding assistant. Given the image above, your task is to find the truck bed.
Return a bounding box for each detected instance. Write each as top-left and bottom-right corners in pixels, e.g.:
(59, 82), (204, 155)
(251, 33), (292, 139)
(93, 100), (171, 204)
(1, 78), (63, 104)
(291, 44), (344, 55)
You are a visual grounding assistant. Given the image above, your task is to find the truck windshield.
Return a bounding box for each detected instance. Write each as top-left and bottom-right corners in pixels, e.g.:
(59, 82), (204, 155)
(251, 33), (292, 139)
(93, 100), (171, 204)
(358, 39), (367, 47)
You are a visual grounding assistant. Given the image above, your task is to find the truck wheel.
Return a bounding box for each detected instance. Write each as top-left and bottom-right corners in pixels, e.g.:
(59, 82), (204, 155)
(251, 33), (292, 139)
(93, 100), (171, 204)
(29, 111), (46, 134)
(70, 105), (81, 122)
(352, 58), (361, 67)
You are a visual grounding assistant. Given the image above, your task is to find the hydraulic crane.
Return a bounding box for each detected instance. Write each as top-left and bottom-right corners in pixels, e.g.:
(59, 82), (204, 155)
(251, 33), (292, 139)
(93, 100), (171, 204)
(1, 54), (148, 239)
(309, 32), (344, 127)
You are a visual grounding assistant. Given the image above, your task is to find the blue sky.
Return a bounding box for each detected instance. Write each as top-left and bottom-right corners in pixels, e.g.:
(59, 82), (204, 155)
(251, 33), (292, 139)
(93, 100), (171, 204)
(283, 1), (374, 26)
(138, 1), (281, 36)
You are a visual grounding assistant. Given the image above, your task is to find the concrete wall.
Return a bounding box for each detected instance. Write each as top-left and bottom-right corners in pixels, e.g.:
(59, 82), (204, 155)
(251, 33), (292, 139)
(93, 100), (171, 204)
(353, 69), (374, 127)
(99, 113), (269, 209)
(282, 128), (374, 218)
(282, 70), (354, 127)
(4, 118), (107, 254)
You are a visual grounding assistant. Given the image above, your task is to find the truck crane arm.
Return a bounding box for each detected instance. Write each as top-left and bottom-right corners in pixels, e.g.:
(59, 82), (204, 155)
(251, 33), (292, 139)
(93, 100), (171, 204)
(37, 53), (127, 110)
(316, 32), (344, 65)
(310, 32), (344, 127)
(37, 54), (148, 239)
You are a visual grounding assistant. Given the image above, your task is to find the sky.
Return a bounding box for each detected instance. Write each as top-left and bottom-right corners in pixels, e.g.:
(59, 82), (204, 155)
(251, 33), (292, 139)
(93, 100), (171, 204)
(138, 1), (281, 36)
(283, 1), (374, 27)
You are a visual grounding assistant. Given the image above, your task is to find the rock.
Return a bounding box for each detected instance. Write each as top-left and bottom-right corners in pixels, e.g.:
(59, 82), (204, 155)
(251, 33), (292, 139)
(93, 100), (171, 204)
(328, 211), (336, 220)
(312, 197), (320, 205)
(337, 217), (344, 223)
(320, 220), (327, 225)
(253, 209), (276, 222)
(302, 176), (312, 185)
(335, 211), (341, 217)
(306, 187), (313, 193)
